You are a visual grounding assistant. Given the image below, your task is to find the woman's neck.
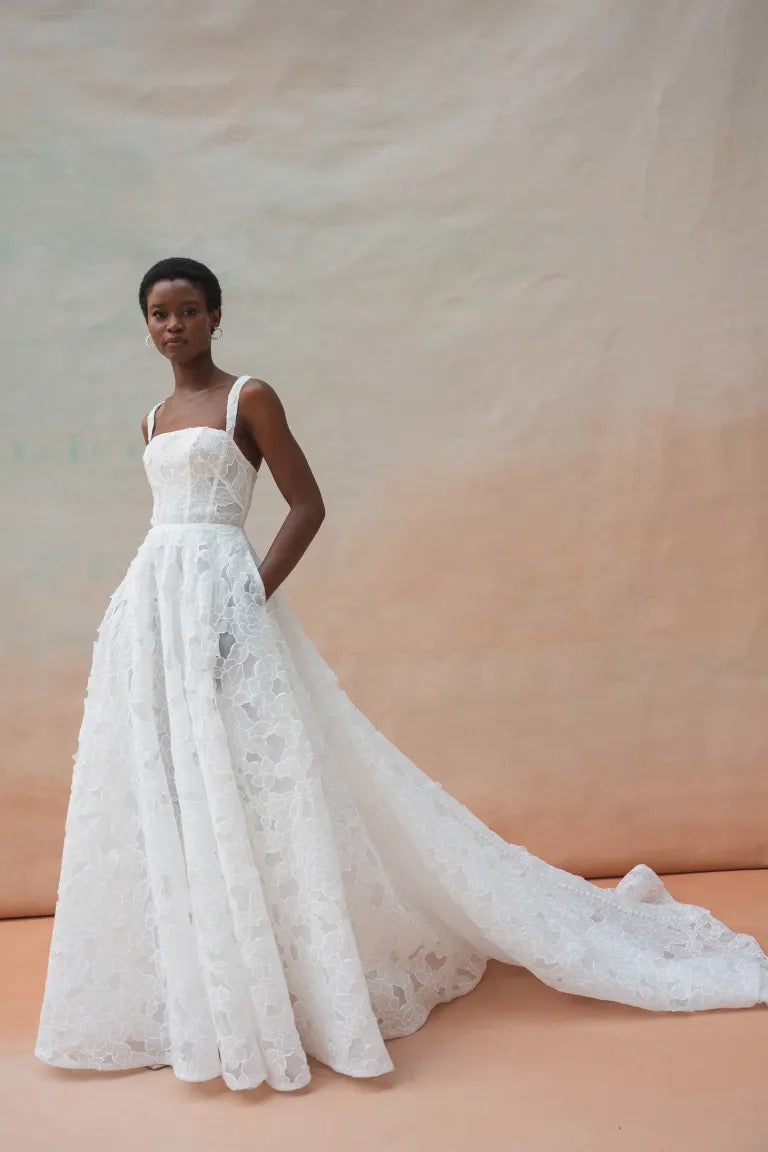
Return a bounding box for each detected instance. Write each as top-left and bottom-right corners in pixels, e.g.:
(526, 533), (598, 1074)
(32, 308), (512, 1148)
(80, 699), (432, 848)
(170, 355), (226, 395)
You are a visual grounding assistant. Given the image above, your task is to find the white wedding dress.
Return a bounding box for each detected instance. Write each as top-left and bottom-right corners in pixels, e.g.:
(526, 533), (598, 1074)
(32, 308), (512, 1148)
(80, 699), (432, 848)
(35, 374), (768, 1092)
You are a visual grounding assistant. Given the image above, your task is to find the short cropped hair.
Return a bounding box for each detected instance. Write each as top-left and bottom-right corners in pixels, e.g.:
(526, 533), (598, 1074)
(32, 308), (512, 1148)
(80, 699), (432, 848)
(138, 257), (222, 319)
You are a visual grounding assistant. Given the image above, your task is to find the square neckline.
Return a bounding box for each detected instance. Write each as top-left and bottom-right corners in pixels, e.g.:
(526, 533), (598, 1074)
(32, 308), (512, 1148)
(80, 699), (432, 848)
(144, 376), (259, 476)
(147, 374), (249, 442)
(143, 425), (261, 478)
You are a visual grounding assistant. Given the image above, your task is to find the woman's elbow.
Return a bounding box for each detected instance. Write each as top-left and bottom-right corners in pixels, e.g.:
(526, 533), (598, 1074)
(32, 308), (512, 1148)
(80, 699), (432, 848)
(295, 495), (325, 527)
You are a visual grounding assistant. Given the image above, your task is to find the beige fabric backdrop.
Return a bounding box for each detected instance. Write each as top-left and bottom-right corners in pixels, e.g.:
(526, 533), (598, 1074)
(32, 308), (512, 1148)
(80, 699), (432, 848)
(2, 0), (768, 917)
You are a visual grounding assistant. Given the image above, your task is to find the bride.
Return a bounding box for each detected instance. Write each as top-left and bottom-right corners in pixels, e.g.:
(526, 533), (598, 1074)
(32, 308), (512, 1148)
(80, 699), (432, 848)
(34, 256), (768, 1092)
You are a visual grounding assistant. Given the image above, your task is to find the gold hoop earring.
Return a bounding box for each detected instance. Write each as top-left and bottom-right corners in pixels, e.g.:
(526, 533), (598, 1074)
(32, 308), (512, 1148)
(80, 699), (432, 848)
(211, 327), (222, 340)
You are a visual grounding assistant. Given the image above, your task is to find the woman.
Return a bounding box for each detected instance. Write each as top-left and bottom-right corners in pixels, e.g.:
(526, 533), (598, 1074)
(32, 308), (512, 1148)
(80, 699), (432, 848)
(34, 257), (768, 1093)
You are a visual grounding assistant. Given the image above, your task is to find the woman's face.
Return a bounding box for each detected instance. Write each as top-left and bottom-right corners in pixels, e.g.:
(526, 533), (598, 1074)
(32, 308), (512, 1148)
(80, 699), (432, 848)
(145, 278), (221, 361)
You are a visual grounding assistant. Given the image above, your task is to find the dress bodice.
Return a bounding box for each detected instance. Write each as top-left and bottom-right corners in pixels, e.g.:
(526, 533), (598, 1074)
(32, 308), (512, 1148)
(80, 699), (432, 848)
(143, 375), (258, 527)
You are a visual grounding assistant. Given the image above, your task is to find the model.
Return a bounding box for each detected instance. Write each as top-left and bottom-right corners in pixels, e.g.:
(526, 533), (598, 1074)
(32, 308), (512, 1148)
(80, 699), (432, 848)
(34, 257), (768, 1092)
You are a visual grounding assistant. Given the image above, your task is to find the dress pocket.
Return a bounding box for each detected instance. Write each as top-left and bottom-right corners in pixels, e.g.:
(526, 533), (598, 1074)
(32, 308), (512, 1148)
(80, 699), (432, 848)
(245, 544), (266, 602)
(253, 563), (266, 602)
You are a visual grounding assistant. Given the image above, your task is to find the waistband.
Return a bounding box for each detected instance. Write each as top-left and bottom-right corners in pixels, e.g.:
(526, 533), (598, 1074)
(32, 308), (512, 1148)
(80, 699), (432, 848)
(147, 521), (247, 534)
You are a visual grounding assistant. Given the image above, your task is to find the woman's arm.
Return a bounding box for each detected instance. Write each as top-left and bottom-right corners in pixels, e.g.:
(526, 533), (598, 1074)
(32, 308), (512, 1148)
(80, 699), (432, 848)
(237, 379), (326, 600)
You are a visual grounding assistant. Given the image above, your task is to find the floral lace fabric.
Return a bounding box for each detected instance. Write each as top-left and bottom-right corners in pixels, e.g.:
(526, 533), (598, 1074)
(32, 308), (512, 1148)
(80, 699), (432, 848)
(35, 375), (768, 1092)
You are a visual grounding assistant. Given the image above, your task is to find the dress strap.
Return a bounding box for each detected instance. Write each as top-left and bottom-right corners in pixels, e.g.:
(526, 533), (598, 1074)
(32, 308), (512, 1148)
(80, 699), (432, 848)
(225, 375), (251, 435)
(146, 401), (163, 442)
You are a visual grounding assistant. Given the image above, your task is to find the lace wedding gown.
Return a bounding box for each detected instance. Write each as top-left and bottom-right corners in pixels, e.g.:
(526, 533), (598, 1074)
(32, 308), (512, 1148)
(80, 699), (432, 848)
(35, 374), (768, 1092)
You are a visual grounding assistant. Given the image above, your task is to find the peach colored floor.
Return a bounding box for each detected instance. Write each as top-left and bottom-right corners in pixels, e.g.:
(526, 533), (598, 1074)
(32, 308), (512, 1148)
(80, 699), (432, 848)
(3, 872), (768, 1152)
